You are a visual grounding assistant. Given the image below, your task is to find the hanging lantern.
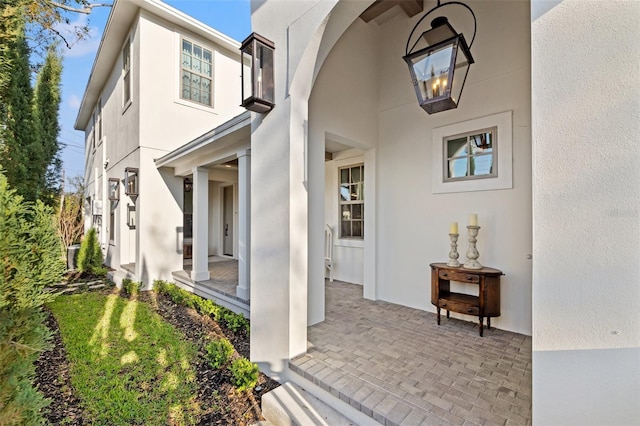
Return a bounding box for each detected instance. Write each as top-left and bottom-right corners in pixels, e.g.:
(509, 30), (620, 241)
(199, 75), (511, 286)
(240, 33), (275, 113)
(124, 167), (139, 197)
(403, 1), (476, 114)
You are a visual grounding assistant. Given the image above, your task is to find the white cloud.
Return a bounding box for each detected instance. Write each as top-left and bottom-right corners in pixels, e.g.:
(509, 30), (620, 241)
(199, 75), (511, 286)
(68, 94), (82, 109)
(55, 14), (101, 58)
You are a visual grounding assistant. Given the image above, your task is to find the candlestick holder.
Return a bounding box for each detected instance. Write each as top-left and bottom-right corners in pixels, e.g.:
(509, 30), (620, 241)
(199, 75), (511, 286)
(447, 233), (461, 267)
(464, 225), (482, 269)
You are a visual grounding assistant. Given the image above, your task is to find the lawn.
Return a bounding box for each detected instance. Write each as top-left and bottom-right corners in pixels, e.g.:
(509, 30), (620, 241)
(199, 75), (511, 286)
(48, 292), (201, 425)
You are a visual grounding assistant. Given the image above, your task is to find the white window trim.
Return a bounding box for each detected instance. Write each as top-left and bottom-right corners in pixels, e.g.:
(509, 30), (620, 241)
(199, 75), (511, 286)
(432, 110), (513, 194)
(338, 163), (365, 241)
(122, 37), (132, 112)
(179, 37), (214, 108)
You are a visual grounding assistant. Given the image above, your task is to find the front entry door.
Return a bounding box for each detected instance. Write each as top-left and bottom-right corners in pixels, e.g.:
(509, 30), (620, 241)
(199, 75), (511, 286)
(223, 186), (233, 256)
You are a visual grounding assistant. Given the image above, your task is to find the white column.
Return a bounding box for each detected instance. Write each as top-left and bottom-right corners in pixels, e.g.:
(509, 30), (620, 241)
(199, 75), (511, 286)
(191, 167), (210, 281)
(236, 150), (251, 300)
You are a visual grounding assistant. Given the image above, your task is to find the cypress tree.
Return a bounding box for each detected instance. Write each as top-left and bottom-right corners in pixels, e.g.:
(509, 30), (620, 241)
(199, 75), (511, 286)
(33, 46), (63, 205)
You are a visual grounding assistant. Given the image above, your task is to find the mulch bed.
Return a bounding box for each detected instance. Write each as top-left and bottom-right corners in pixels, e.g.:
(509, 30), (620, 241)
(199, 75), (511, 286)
(34, 289), (280, 425)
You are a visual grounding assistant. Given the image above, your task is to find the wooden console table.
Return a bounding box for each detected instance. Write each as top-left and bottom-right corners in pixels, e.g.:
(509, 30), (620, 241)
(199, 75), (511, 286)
(430, 263), (503, 336)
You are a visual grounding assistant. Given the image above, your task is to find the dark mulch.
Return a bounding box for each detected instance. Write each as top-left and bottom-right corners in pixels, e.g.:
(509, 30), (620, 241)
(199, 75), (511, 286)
(34, 289), (280, 425)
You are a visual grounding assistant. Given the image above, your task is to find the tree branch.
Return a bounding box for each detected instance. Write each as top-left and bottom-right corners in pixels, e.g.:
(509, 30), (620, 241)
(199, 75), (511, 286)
(47, 1), (112, 15)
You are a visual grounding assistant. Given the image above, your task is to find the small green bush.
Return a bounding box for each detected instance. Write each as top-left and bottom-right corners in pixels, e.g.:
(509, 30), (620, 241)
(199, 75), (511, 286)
(77, 227), (103, 274)
(229, 357), (259, 391)
(93, 265), (107, 277)
(122, 278), (141, 296)
(224, 311), (249, 334)
(205, 338), (234, 369)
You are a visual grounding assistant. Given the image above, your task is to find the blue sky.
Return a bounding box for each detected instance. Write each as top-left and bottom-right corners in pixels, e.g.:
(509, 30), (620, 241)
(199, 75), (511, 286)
(57, 0), (251, 182)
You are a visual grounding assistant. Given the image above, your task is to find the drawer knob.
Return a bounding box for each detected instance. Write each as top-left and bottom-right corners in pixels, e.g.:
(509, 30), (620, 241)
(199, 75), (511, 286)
(442, 303), (447, 307)
(467, 275), (473, 280)
(467, 308), (473, 313)
(442, 273), (448, 277)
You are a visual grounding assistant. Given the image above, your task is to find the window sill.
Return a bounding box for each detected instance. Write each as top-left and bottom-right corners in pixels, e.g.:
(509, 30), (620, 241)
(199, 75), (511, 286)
(336, 238), (364, 248)
(173, 98), (217, 114)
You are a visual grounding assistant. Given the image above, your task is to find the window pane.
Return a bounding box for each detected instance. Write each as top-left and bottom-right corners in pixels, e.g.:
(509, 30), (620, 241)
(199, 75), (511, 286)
(182, 40), (192, 55)
(447, 137), (467, 158)
(340, 184), (349, 201)
(351, 166), (361, 183)
(341, 220), (351, 238)
(470, 154), (493, 176)
(448, 157), (468, 178)
(341, 205), (351, 221)
(352, 221), (363, 238)
(192, 59), (201, 73)
(340, 168), (349, 184)
(182, 53), (191, 69)
(352, 204), (362, 220)
(470, 132), (493, 154)
(194, 45), (202, 60)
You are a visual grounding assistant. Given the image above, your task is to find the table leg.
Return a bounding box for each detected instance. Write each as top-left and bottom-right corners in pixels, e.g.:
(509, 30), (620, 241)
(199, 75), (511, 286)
(437, 307), (441, 325)
(479, 317), (484, 337)
(446, 310), (450, 319)
(487, 317), (491, 329)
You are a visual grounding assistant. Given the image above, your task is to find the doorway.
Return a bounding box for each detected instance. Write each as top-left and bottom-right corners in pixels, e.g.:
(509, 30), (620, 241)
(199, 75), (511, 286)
(223, 185), (234, 256)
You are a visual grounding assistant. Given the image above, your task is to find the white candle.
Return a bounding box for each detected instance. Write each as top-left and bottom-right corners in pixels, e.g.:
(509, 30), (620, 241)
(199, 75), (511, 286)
(469, 214), (478, 226)
(450, 222), (458, 234)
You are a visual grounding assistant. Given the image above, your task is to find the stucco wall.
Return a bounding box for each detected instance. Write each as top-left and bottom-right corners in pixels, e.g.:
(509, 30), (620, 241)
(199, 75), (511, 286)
(531, 0), (640, 423)
(309, 0), (532, 335)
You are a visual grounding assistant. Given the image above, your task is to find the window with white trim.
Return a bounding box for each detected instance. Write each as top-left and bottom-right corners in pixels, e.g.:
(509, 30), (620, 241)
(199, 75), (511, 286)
(181, 39), (213, 106)
(444, 127), (497, 182)
(96, 99), (102, 143)
(122, 39), (131, 106)
(339, 164), (364, 239)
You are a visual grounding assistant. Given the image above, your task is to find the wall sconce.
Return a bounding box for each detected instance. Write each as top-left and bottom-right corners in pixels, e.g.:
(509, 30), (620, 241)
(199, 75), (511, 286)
(240, 32), (275, 113)
(124, 167), (139, 198)
(127, 204), (136, 229)
(403, 0), (476, 114)
(184, 177), (192, 193)
(108, 178), (120, 201)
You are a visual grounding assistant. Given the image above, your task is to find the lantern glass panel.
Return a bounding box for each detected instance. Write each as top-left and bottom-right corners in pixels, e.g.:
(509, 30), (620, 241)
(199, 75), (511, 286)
(254, 41), (274, 103)
(450, 40), (471, 105)
(241, 50), (252, 103)
(410, 43), (454, 102)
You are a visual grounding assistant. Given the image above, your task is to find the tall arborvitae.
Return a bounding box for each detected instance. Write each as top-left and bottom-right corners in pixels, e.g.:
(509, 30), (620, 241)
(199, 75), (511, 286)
(33, 47), (63, 205)
(0, 30), (42, 202)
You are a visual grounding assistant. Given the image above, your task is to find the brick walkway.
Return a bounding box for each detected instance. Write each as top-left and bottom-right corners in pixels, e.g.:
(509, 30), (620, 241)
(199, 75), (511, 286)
(290, 281), (531, 425)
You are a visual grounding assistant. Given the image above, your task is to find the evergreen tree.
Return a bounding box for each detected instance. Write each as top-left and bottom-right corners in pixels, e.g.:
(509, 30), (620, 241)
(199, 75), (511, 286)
(0, 172), (64, 425)
(77, 227), (103, 273)
(0, 30), (42, 202)
(33, 46), (62, 205)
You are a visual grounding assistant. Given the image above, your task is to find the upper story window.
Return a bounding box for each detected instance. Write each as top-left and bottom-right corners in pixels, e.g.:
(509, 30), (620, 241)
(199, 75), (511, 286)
(95, 99), (102, 143)
(181, 39), (213, 107)
(339, 164), (364, 239)
(122, 39), (131, 106)
(444, 127), (497, 182)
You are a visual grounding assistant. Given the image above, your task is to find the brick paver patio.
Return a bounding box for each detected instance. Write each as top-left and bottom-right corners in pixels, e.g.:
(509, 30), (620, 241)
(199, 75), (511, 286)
(291, 281), (532, 425)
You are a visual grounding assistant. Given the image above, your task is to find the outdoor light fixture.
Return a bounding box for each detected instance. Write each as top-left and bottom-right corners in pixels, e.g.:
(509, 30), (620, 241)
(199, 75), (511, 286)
(240, 32), (275, 113)
(184, 177), (192, 193)
(127, 204), (136, 229)
(108, 178), (120, 201)
(124, 167), (139, 198)
(403, 0), (476, 114)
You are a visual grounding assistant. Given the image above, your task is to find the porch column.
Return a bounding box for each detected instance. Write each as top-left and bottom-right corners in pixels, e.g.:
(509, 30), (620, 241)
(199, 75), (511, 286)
(191, 167), (210, 281)
(236, 149), (251, 300)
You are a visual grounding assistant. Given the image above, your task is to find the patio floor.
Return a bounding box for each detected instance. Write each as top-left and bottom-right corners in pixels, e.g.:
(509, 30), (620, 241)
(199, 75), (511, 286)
(290, 281), (532, 426)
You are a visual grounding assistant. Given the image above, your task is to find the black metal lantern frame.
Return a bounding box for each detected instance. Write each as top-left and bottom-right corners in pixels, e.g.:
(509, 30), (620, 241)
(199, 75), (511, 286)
(240, 32), (275, 114)
(403, 1), (476, 114)
(124, 167), (139, 198)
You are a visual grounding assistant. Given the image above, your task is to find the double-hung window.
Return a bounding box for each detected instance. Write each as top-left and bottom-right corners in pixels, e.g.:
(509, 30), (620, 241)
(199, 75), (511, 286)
(95, 100), (102, 143)
(122, 39), (131, 106)
(339, 164), (364, 239)
(444, 127), (497, 182)
(181, 39), (213, 106)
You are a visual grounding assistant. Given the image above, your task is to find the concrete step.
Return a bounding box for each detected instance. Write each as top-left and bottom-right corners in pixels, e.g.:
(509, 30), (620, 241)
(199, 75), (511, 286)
(262, 382), (357, 426)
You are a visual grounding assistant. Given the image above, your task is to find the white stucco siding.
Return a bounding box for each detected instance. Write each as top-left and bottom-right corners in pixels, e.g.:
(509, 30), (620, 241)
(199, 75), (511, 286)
(532, 1), (640, 423)
(137, 11), (244, 154)
(136, 147), (183, 288)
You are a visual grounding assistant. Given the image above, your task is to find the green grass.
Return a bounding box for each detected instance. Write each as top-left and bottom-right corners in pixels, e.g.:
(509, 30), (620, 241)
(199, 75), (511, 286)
(48, 292), (201, 425)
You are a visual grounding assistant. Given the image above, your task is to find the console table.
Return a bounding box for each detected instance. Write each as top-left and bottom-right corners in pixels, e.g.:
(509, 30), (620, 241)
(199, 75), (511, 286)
(430, 263), (503, 336)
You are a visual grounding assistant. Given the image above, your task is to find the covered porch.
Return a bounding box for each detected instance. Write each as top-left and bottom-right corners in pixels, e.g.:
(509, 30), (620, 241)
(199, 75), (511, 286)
(172, 256), (249, 317)
(291, 281), (531, 425)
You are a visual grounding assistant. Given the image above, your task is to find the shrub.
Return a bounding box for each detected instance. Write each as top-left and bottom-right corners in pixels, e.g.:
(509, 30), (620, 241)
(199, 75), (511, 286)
(77, 227), (103, 274)
(122, 278), (141, 297)
(229, 357), (259, 392)
(153, 279), (170, 295)
(224, 311), (249, 334)
(205, 338), (234, 369)
(93, 265), (107, 278)
(0, 173), (64, 424)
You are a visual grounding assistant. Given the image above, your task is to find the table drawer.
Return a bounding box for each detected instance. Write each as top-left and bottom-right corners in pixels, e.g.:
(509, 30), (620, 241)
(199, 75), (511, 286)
(438, 299), (479, 316)
(438, 269), (480, 283)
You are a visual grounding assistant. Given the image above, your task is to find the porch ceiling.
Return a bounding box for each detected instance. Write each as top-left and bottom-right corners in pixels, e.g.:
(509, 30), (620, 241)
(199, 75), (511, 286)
(359, 0), (423, 23)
